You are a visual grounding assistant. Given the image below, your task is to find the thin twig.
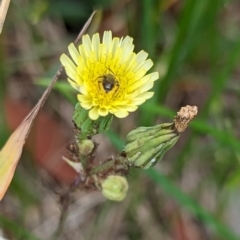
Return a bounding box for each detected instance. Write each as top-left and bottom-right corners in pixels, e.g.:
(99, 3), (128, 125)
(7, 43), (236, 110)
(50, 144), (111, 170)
(52, 174), (85, 240)
(74, 11), (96, 45)
(23, 11), (96, 141)
(51, 11), (96, 240)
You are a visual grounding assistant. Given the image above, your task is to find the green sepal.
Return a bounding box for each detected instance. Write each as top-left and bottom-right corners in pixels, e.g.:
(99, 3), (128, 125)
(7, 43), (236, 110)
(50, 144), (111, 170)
(73, 103), (113, 140)
(125, 132), (177, 157)
(126, 123), (174, 142)
(142, 135), (180, 169)
(125, 122), (180, 169)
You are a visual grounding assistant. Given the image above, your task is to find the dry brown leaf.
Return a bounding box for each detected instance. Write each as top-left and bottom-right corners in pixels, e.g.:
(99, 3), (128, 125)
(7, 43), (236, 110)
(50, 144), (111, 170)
(0, 11), (96, 200)
(0, 112), (37, 199)
(0, 0), (11, 34)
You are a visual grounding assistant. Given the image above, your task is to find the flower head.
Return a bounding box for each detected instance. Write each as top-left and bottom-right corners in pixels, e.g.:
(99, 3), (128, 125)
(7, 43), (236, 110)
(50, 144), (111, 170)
(60, 31), (159, 120)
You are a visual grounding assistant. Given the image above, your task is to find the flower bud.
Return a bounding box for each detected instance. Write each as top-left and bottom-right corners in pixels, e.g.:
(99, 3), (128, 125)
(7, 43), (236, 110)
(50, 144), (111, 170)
(78, 139), (94, 156)
(124, 123), (180, 169)
(101, 175), (128, 201)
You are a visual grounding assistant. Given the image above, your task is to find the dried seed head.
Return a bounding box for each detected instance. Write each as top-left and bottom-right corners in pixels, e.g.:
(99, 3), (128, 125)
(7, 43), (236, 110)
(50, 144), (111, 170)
(174, 105), (198, 133)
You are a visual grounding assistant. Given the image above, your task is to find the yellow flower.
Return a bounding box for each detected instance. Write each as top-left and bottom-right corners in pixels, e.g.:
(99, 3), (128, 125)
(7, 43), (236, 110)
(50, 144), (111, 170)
(60, 31), (159, 120)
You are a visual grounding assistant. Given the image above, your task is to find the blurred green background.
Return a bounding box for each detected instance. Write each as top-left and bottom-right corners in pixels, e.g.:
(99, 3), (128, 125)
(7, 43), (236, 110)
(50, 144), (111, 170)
(1, 0), (240, 239)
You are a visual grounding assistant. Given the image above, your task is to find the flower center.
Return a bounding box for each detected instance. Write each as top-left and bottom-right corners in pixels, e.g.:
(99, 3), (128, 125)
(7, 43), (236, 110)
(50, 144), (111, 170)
(83, 64), (127, 107)
(90, 71), (122, 108)
(80, 57), (137, 109)
(99, 73), (119, 93)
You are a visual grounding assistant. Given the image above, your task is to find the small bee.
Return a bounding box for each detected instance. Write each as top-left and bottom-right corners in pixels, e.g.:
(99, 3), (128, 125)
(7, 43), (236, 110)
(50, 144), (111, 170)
(99, 73), (120, 93)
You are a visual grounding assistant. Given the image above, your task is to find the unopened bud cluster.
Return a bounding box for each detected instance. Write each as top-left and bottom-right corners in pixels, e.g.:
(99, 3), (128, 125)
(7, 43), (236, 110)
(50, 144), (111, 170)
(124, 123), (180, 169)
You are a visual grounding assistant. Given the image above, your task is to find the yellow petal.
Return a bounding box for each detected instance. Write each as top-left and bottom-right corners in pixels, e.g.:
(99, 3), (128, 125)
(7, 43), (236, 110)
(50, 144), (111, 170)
(135, 50), (148, 65)
(140, 81), (154, 93)
(132, 92), (154, 105)
(80, 86), (87, 95)
(134, 69), (147, 80)
(65, 68), (77, 81)
(132, 98), (147, 105)
(67, 78), (81, 92)
(60, 54), (76, 70)
(120, 36), (133, 50)
(128, 72), (159, 93)
(114, 108), (129, 118)
(82, 34), (92, 54)
(77, 94), (88, 102)
(78, 45), (88, 62)
(77, 95), (92, 109)
(123, 53), (137, 72)
(123, 105), (138, 112)
(80, 102), (92, 110)
(141, 59), (153, 71)
(111, 37), (120, 56)
(103, 31), (112, 54)
(121, 41), (134, 63)
(127, 79), (145, 93)
(137, 91), (154, 99)
(89, 107), (99, 120)
(92, 33), (100, 60)
(98, 108), (108, 116)
(149, 72), (159, 81)
(68, 43), (80, 65)
(60, 55), (77, 81)
(135, 59), (153, 73)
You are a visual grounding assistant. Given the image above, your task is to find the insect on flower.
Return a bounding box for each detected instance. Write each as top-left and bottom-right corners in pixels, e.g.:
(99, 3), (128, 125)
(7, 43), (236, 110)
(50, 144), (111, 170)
(98, 68), (120, 94)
